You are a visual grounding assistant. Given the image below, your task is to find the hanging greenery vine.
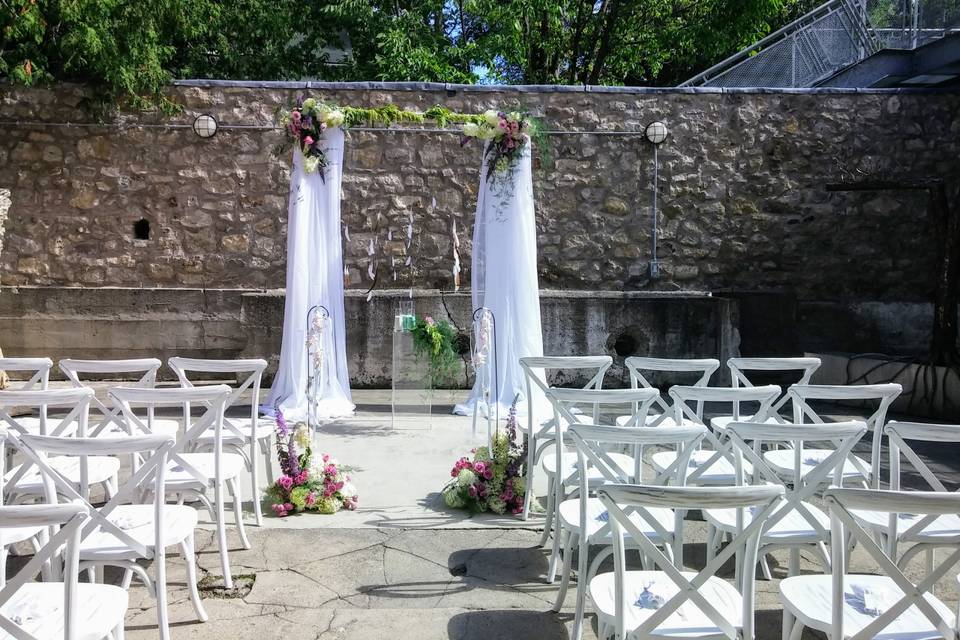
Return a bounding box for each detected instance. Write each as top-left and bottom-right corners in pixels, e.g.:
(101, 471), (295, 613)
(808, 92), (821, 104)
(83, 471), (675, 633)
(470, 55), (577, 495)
(274, 97), (552, 176)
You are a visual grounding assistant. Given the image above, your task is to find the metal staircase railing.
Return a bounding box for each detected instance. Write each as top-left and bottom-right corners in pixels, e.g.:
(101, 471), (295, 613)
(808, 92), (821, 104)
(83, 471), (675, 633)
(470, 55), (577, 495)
(680, 0), (883, 87)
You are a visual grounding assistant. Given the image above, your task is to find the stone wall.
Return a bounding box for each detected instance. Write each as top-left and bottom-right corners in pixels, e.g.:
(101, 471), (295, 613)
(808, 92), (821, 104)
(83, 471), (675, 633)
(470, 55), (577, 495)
(1, 82), (957, 302)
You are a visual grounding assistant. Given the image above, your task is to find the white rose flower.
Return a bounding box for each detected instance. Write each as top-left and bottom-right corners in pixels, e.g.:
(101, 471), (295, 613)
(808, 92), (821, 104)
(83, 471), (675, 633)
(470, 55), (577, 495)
(326, 110), (345, 127)
(462, 122), (479, 138)
(483, 110), (500, 126)
(340, 482), (357, 498)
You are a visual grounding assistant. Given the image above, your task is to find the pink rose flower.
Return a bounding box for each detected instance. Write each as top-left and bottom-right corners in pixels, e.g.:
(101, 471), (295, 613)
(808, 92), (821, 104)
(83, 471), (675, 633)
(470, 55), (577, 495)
(467, 485), (478, 498)
(483, 469), (493, 480)
(278, 476), (293, 491)
(306, 492), (316, 506)
(303, 135), (314, 146)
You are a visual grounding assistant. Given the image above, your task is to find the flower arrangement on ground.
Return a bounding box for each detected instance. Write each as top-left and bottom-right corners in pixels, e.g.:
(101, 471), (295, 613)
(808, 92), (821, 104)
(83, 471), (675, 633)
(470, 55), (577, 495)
(265, 409), (358, 516)
(409, 315), (460, 388)
(441, 402), (526, 515)
(278, 97), (346, 178)
(461, 110), (538, 180)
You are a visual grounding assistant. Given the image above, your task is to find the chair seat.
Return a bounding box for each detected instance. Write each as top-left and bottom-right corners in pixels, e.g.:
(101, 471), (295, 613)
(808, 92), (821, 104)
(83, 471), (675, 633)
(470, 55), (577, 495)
(652, 450), (752, 485)
(11, 415), (180, 439)
(8, 456), (120, 493)
(780, 574), (955, 640)
(710, 415), (783, 430)
(79, 504), (199, 560)
(615, 414), (702, 428)
(165, 452), (246, 487)
(0, 581), (127, 640)
(851, 508), (960, 543)
(194, 419), (275, 444)
(0, 525), (43, 547)
(558, 497), (675, 541)
(704, 497), (830, 542)
(590, 570), (744, 637)
(542, 447), (636, 483)
(763, 448), (870, 482)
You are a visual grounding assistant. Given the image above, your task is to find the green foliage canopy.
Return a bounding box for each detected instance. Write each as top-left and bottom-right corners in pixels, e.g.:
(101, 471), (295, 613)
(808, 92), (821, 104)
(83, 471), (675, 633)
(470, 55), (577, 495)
(1, 0), (819, 107)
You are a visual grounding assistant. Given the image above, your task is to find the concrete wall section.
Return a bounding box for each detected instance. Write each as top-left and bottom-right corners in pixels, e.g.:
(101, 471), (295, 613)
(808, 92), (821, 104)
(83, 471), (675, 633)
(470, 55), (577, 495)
(1, 286), (738, 387)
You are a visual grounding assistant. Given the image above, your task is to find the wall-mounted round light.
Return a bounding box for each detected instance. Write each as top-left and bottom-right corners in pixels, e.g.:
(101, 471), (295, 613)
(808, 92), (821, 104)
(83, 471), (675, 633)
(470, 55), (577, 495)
(645, 121), (668, 145)
(192, 114), (218, 139)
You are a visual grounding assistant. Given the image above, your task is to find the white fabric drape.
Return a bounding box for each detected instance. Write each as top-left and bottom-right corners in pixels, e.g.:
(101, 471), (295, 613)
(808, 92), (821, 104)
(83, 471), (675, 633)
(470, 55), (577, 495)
(264, 128), (354, 421)
(454, 143), (545, 419)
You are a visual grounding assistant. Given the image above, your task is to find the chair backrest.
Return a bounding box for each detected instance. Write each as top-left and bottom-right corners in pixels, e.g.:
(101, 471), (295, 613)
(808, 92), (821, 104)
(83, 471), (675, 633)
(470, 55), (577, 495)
(726, 421), (867, 541)
(0, 502), (89, 640)
(544, 387), (661, 429)
(885, 420), (960, 494)
(0, 389), (94, 498)
(727, 357), (820, 423)
(825, 487), (960, 640)
(0, 358), (53, 391)
(669, 384), (781, 428)
(12, 429), (175, 563)
(624, 357), (719, 426)
(110, 385), (230, 488)
(519, 356), (612, 430)
(59, 359), (164, 437)
(598, 483), (784, 640)
(168, 357), (268, 442)
(789, 383), (902, 488)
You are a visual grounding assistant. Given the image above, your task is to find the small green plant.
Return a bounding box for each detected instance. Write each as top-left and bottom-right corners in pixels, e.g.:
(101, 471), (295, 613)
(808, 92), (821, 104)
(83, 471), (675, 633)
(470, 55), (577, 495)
(410, 315), (460, 388)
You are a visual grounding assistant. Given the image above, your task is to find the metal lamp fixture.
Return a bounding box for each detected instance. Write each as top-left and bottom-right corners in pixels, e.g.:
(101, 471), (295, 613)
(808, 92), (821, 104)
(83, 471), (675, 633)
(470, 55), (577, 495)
(645, 121), (668, 279)
(192, 114), (219, 139)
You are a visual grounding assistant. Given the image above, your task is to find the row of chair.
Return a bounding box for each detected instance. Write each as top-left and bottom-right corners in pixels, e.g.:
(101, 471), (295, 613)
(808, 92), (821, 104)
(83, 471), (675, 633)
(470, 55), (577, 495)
(510, 354), (959, 640)
(0, 357), (277, 640)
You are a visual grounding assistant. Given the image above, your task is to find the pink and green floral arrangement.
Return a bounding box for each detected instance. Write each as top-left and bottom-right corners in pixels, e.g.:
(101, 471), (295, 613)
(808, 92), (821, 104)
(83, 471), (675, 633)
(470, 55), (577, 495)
(278, 97), (346, 178)
(265, 409), (358, 516)
(461, 110), (539, 180)
(441, 402), (527, 515)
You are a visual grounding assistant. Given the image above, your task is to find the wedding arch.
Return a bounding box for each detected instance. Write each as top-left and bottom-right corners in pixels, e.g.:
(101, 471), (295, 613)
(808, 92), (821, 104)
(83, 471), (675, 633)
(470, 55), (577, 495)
(264, 99), (548, 422)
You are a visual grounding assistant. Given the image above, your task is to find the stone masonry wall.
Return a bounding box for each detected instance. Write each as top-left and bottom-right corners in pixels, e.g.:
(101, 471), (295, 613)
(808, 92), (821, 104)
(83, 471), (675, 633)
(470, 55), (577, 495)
(0, 82), (958, 304)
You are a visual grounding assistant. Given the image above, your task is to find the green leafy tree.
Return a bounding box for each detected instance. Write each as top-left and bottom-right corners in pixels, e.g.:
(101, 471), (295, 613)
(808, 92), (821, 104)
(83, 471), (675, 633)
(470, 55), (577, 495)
(2, 0), (824, 107)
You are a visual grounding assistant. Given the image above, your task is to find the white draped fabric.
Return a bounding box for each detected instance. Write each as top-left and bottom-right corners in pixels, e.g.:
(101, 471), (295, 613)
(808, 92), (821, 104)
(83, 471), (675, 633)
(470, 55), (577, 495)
(264, 128), (354, 421)
(454, 143), (545, 419)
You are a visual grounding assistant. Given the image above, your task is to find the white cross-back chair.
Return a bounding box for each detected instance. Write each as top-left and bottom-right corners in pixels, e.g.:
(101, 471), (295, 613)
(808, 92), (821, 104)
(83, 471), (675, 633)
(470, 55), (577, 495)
(518, 356), (612, 521)
(0, 429), (45, 589)
(781, 487), (960, 640)
(710, 357), (821, 430)
(0, 502), (128, 640)
(650, 385), (780, 485)
(0, 389), (119, 504)
(851, 420), (960, 564)
(111, 385), (250, 589)
(593, 483), (784, 640)
(58, 359), (180, 440)
(10, 426), (203, 640)
(704, 421), (867, 581)
(0, 358), (53, 438)
(540, 387), (661, 582)
(167, 357), (273, 526)
(766, 383), (902, 487)
(617, 357), (719, 428)
(556, 422), (706, 640)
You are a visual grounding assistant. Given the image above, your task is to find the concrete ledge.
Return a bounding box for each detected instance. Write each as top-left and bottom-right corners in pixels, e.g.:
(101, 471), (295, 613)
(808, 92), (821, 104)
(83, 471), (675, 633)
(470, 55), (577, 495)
(1, 286), (739, 386)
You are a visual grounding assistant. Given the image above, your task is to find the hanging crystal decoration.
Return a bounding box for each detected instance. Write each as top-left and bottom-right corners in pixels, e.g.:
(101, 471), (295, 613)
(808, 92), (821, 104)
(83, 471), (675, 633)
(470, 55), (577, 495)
(305, 304), (330, 431)
(471, 307), (498, 450)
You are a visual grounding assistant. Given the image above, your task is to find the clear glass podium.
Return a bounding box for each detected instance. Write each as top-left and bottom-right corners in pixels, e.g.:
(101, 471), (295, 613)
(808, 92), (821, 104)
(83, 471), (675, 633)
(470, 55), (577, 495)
(391, 300), (433, 430)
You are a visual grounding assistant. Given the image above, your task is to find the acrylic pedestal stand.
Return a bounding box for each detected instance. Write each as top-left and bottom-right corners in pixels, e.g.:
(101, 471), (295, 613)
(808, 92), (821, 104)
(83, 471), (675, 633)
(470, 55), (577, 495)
(391, 302), (433, 430)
